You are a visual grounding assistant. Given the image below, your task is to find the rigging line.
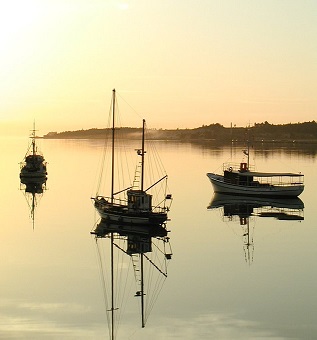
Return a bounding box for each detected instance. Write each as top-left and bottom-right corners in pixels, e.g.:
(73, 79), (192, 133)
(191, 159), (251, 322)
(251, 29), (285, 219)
(147, 137), (167, 175)
(147, 156), (167, 190)
(145, 175), (167, 192)
(147, 274), (166, 316)
(95, 239), (111, 334)
(150, 245), (165, 277)
(212, 159), (227, 174)
(114, 238), (129, 336)
(95, 101), (112, 196)
(113, 126), (135, 198)
(116, 92), (143, 120)
(114, 238), (126, 321)
(116, 256), (133, 334)
(114, 237), (138, 329)
(143, 253), (167, 277)
(95, 133), (109, 196)
(22, 141), (32, 161)
(118, 238), (130, 304)
(144, 253), (153, 322)
(123, 133), (136, 189)
(145, 273), (167, 324)
(132, 253), (141, 288)
(146, 248), (164, 298)
(113, 186), (132, 196)
(153, 239), (168, 278)
(152, 239), (168, 258)
(144, 145), (158, 190)
(133, 254), (142, 320)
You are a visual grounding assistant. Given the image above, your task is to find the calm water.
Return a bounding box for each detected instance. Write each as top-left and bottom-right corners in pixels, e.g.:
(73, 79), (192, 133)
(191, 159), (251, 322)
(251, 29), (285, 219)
(1, 137), (317, 339)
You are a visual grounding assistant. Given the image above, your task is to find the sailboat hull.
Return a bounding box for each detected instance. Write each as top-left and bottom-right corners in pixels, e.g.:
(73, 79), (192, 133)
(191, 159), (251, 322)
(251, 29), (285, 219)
(207, 173), (304, 197)
(94, 199), (168, 225)
(91, 219), (168, 238)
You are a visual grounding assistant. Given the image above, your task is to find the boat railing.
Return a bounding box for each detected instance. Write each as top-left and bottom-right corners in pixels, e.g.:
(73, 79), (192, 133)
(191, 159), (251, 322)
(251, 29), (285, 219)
(252, 175), (304, 186)
(151, 205), (169, 214)
(95, 195), (168, 213)
(95, 196), (128, 206)
(223, 162), (255, 172)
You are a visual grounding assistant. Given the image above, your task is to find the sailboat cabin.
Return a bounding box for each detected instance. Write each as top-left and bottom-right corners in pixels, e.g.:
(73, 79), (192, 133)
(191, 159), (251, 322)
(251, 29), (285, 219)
(127, 190), (152, 212)
(127, 234), (152, 254)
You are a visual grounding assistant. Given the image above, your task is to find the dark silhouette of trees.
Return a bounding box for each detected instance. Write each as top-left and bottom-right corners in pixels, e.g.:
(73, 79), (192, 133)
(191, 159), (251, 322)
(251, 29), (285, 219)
(43, 121), (317, 143)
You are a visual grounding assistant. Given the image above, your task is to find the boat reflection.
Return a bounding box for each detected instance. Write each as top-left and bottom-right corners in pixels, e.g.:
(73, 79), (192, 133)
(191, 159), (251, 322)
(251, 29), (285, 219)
(91, 219), (172, 339)
(208, 194), (304, 264)
(20, 177), (47, 229)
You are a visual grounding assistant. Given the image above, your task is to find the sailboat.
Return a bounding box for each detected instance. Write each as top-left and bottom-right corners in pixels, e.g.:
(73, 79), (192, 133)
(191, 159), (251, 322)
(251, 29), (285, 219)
(91, 89), (172, 338)
(20, 123), (47, 179)
(207, 132), (304, 197)
(91, 218), (172, 338)
(92, 89), (172, 225)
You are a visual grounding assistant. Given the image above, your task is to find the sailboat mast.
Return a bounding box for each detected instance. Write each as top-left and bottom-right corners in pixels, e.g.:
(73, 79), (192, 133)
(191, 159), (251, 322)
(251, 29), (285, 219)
(246, 127), (250, 170)
(141, 119), (145, 192)
(110, 232), (115, 339)
(32, 121), (36, 156)
(31, 193), (35, 230)
(110, 91), (116, 337)
(247, 138), (250, 170)
(111, 89), (116, 203)
(140, 253), (145, 328)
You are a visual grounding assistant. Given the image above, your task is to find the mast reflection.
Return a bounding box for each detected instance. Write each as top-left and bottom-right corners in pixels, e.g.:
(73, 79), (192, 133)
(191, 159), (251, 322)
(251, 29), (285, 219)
(20, 177), (47, 229)
(208, 194), (304, 264)
(91, 219), (172, 339)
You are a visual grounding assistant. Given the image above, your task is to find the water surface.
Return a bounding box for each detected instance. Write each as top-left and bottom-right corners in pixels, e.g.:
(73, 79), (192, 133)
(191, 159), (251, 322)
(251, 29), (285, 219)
(1, 137), (316, 339)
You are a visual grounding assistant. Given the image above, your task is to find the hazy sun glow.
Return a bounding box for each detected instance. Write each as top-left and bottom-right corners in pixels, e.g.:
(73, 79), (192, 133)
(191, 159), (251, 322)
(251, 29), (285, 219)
(0, 1), (316, 136)
(118, 2), (129, 10)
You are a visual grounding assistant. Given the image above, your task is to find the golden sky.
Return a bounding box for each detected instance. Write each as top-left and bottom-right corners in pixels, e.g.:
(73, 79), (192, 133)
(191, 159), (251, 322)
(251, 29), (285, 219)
(0, 0), (316, 135)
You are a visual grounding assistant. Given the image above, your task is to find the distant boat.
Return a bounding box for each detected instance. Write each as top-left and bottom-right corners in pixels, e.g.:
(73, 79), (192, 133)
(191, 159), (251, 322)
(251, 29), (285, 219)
(92, 89), (172, 225)
(20, 124), (47, 179)
(207, 135), (304, 197)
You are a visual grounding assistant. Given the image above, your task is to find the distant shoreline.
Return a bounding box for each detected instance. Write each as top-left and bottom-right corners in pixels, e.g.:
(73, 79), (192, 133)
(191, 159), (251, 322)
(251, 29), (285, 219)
(42, 121), (317, 144)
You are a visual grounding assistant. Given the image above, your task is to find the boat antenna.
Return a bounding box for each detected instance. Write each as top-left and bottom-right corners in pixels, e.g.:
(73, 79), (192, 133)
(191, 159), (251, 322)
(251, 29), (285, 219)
(141, 119), (145, 192)
(111, 89), (116, 203)
(243, 126), (250, 170)
(247, 127), (250, 170)
(31, 120), (37, 156)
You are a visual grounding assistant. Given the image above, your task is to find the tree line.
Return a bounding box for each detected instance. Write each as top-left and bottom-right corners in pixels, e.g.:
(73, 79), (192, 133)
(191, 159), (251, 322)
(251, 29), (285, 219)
(43, 121), (317, 143)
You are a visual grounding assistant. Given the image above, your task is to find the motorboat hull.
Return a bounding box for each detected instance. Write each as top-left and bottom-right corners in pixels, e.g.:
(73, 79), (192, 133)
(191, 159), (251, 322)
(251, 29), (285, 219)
(207, 173), (304, 197)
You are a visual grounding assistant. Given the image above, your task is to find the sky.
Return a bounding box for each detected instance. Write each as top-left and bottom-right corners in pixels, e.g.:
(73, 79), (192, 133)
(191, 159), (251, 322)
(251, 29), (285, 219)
(0, 0), (316, 136)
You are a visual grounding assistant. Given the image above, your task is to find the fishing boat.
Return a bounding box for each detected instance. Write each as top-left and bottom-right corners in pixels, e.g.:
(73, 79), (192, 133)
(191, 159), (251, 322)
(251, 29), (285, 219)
(207, 139), (304, 197)
(91, 218), (172, 337)
(20, 124), (47, 179)
(92, 89), (172, 225)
